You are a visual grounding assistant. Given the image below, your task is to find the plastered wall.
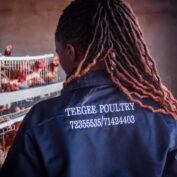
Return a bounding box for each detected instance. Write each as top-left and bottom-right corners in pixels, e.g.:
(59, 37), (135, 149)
(0, 0), (177, 97)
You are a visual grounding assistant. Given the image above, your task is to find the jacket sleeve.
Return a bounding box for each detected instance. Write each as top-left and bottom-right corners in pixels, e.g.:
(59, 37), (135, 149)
(0, 108), (47, 177)
(162, 149), (177, 177)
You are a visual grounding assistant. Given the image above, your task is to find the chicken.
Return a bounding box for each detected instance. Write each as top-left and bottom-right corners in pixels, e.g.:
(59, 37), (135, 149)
(26, 60), (45, 87)
(8, 69), (25, 81)
(0, 68), (27, 91)
(1, 71), (9, 84)
(4, 45), (12, 56)
(0, 103), (11, 111)
(1, 71), (10, 92)
(0, 121), (22, 167)
(5, 69), (26, 91)
(44, 56), (60, 82)
(1, 83), (19, 92)
(1, 45), (13, 71)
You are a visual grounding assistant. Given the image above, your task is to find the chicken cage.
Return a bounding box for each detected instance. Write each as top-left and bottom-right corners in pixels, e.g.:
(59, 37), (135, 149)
(0, 54), (64, 167)
(0, 90), (61, 167)
(0, 54), (61, 92)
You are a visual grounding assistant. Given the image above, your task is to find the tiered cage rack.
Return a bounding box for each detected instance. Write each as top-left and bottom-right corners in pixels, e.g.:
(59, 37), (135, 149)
(0, 54), (63, 166)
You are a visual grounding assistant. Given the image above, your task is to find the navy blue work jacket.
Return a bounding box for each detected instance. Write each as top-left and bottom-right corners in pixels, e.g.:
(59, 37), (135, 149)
(1, 70), (177, 177)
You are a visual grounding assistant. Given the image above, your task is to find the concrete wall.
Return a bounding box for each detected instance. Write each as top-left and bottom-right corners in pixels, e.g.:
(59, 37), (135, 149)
(129, 0), (177, 98)
(0, 0), (177, 97)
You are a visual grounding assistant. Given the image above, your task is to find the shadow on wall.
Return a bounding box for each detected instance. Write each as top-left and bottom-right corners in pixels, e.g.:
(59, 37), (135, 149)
(0, 0), (177, 97)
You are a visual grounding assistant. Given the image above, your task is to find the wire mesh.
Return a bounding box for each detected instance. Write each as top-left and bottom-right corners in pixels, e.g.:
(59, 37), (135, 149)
(0, 55), (61, 92)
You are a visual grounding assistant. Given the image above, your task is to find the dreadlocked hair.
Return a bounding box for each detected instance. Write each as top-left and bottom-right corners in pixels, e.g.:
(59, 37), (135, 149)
(55, 0), (177, 119)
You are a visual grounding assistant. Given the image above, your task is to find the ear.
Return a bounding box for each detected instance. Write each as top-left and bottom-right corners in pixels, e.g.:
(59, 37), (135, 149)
(66, 43), (76, 62)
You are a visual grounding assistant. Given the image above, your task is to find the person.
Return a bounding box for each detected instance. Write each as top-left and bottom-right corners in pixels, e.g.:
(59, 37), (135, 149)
(1, 0), (177, 176)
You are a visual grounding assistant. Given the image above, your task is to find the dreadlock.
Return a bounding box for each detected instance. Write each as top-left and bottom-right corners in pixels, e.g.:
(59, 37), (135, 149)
(55, 0), (177, 119)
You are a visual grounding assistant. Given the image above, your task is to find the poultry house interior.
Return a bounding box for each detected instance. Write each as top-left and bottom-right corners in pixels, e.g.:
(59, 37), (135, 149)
(0, 0), (177, 168)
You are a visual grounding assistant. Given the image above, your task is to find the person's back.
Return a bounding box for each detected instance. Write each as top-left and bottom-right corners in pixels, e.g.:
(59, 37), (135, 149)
(1, 0), (177, 176)
(1, 70), (177, 177)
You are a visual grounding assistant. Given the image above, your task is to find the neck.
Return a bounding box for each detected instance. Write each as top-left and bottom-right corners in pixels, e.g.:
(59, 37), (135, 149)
(90, 60), (105, 71)
(66, 60), (105, 79)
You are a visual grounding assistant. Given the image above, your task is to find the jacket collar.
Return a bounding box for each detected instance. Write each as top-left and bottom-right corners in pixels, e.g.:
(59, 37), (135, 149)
(62, 70), (113, 92)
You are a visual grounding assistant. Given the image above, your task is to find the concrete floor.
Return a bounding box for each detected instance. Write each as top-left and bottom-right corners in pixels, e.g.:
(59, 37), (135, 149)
(0, 0), (177, 97)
